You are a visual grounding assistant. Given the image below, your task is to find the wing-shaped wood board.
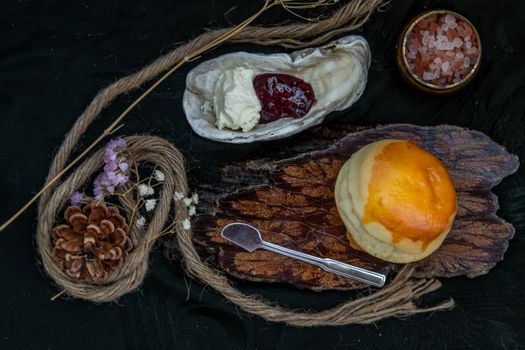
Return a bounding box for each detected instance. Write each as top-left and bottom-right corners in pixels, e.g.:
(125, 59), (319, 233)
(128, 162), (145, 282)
(190, 124), (519, 291)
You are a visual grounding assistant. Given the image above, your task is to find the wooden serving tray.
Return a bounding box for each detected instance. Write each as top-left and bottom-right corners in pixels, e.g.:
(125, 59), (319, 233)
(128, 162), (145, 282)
(190, 124), (519, 291)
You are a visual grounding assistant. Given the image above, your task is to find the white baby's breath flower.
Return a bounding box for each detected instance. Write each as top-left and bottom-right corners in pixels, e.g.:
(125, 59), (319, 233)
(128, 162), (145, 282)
(183, 197), (193, 207)
(138, 183), (154, 197)
(182, 218), (191, 230)
(145, 199), (157, 212)
(173, 192), (184, 201)
(191, 193), (199, 205)
(188, 205), (196, 217)
(138, 184), (148, 196)
(136, 216), (146, 227)
(153, 169), (165, 182)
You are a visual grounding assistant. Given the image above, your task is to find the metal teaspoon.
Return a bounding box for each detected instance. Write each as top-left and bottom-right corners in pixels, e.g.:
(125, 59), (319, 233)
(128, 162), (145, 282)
(221, 222), (386, 288)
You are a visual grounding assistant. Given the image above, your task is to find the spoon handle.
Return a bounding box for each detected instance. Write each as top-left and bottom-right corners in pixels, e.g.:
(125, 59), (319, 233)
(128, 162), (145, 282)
(260, 241), (386, 287)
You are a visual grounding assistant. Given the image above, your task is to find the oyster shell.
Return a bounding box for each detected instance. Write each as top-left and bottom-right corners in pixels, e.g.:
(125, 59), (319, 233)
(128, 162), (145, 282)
(183, 35), (370, 143)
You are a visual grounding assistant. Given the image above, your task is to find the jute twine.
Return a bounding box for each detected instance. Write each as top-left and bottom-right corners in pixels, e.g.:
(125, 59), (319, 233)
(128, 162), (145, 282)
(35, 0), (455, 326)
(37, 136), (189, 301)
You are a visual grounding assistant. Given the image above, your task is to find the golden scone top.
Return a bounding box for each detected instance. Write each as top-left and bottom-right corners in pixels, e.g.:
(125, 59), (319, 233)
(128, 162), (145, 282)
(362, 140), (457, 251)
(335, 139), (458, 263)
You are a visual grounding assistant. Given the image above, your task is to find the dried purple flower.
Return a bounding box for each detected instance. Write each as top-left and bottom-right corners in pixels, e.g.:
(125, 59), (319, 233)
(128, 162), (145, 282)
(93, 138), (129, 199)
(119, 162), (129, 172)
(70, 191), (85, 206)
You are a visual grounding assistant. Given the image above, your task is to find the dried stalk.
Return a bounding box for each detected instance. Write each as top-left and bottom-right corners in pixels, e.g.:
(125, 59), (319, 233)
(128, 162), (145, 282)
(1, 0), (341, 232)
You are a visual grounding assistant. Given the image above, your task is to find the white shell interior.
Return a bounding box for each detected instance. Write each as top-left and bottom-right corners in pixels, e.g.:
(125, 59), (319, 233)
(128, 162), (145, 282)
(183, 35), (371, 143)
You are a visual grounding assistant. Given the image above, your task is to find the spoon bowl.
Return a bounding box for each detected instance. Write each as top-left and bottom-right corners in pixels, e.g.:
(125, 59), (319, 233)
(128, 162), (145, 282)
(221, 222), (262, 252)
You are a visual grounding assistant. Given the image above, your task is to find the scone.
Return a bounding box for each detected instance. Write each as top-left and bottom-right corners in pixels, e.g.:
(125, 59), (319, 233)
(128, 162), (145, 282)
(334, 139), (457, 263)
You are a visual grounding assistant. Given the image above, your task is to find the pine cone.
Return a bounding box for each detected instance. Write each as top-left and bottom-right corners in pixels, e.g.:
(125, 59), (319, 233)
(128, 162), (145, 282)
(52, 201), (133, 283)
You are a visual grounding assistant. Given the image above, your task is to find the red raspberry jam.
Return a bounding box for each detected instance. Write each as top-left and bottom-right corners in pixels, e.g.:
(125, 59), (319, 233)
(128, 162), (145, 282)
(253, 73), (316, 124)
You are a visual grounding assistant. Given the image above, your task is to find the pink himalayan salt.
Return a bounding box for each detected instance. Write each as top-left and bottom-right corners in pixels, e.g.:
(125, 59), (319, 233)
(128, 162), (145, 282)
(405, 13), (479, 86)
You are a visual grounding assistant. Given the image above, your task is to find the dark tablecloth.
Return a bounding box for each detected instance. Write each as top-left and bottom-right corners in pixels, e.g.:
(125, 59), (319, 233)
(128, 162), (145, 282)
(1, 0), (524, 349)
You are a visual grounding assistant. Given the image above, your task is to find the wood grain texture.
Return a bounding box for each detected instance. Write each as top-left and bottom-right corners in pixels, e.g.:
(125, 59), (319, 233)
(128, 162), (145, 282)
(191, 124), (519, 290)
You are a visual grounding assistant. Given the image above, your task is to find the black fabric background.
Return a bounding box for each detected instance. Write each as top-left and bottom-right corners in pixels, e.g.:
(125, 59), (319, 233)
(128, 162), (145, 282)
(1, 0), (524, 349)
